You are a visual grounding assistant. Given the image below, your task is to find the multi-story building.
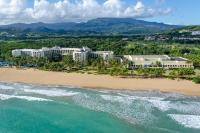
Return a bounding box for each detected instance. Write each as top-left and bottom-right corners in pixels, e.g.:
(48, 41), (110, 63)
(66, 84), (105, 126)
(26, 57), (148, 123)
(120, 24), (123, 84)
(124, 55), (193, 69)
(12, 47), (62, 59)
(90, 51), (114, 61)
(60, 48), (83, 55)
(73, 51), (88, 63)
(12, 46), (113, 63)
(12, 47), (194, 68)
(12, 49), (37, 57)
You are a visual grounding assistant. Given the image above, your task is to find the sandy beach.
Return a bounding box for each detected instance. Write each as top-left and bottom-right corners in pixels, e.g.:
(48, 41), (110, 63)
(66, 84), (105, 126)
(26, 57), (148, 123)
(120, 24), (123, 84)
(0, 67), (200, 96)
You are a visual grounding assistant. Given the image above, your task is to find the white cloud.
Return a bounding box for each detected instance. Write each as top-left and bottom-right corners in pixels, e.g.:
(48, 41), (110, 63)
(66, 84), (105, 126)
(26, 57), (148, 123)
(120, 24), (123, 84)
(0, 0), (25, 18)
(133, 1), (145, 16)
(0, 0), (172, 24)
(156, 0), (165, 4)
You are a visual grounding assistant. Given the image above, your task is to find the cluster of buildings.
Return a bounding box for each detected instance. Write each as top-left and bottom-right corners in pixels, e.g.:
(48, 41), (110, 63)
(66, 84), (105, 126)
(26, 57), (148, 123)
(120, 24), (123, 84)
(172, 37), (200, 41)
(12, 47), (194, 69)
(191, 31), (200, 36)
(145, 33), (200, 42)
(145, 35), (170, 41)
(12, 46), (114, 63)
(178, 30), (200, 36)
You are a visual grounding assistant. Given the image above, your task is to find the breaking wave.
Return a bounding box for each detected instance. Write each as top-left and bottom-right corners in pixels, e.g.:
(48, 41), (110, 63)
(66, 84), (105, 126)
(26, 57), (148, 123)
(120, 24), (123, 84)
(1, 82), (200, 131)
(23, 89), (79, 97)
(168, 114), (200, 129)
(0, 93), (52, 101)
(0, 84), (15, 90)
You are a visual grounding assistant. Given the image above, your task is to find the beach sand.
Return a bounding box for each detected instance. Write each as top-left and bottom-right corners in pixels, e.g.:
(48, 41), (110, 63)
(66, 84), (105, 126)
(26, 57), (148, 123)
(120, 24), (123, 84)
(0, 68), (200, 96)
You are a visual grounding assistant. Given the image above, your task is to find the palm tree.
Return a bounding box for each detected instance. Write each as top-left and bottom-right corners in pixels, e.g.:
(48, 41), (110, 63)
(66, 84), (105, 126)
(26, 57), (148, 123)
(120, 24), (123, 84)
(155, 61), (162, 67)
(122, 58), (134, 69)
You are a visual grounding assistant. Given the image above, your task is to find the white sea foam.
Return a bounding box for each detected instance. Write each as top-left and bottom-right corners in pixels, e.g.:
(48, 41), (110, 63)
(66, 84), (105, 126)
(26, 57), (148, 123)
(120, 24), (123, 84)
(0, 94), (52, 101)
(146, 99), (171, 111)
(100, 94), (171, 111)
(97, 90), (111, 94)
(24, 89), (79, 97)
(168, 114), (200, 129)
(75, 93), (200, 128)
(138, 97), (200, 113)
(73, 93), (156, 126)
(101, 95), (131, 103)
(128, 96), (171, 111)
(0, 84), (15, 90)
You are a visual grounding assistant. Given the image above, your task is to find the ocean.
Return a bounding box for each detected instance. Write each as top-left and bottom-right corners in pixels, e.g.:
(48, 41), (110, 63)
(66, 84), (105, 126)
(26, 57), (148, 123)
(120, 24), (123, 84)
(0, 82), (200, 133)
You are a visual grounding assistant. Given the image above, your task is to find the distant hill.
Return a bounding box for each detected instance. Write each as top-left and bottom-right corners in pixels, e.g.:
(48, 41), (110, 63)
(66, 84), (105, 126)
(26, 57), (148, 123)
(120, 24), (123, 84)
(0, 18), (181, 36)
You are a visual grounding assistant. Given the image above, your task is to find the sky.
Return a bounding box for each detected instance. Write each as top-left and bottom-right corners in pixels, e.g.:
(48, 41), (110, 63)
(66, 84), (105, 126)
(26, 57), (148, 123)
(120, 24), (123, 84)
(0, 0), (199, 25)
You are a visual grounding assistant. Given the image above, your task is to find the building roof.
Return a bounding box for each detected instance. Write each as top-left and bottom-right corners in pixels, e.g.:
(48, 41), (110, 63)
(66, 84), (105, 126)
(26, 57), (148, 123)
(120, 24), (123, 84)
(61, 48), (82, 51)
(125, 55), (170, 61)
(129, 55), (169, 59)
(124, 55), (190, 62)
(92, 51), (113, 54)
(170, 57), (188, 61)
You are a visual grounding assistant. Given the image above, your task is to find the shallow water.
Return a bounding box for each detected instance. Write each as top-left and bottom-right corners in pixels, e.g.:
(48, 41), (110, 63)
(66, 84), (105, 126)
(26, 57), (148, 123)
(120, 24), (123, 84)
(0, 82), (200, 133)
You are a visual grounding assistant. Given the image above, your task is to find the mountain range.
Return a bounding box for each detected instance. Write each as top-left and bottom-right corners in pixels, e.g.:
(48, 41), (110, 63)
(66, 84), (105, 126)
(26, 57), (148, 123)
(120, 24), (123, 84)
(0, 18), (181, 36)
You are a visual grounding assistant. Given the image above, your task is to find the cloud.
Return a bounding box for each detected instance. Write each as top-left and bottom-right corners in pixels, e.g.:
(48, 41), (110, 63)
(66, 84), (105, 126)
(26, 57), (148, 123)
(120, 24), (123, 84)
(156, 0), (165, 4)
(0, 0), (172, 24)
(0, 0), (25, 18)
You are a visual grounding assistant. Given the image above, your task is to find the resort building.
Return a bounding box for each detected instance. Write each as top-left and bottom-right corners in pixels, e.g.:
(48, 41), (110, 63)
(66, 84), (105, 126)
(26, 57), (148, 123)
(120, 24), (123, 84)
(73, 51), (88, 63)
(90, 51), (114, 61)
(124, 55), (193, 69)
(12, 46), (113, 63)
(12, 47), (193, 68)
(12, 47), (61, 59)
(61, 47), (88, 55)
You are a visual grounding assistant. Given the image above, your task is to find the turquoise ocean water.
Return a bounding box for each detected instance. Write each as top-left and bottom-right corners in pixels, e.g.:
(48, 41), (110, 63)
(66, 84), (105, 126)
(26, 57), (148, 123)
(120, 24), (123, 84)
(0, 82), (200, 133)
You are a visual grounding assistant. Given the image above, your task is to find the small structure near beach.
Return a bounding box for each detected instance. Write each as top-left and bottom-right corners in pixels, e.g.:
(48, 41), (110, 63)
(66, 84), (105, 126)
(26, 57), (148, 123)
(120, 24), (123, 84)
(124, 55), (193, 69)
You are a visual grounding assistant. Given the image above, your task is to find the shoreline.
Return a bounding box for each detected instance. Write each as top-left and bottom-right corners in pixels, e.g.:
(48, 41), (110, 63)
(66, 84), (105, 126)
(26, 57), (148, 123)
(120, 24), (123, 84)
(0, 68), (200, 96)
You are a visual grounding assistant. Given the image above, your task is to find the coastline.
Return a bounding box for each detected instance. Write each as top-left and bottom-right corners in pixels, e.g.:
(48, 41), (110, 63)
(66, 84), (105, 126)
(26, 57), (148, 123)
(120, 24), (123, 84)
(0, 68), (200, 96)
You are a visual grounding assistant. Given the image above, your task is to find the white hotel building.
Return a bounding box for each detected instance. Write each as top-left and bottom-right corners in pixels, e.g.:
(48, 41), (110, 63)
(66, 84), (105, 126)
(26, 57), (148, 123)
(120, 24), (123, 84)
(12, 46), (114, 63)
(124, 55), (193, 69)
(12, 47), (193, 68)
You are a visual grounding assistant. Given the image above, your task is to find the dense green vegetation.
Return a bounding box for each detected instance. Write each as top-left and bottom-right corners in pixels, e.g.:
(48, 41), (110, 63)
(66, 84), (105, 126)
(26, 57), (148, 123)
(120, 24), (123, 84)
(135, 68), (165, 77)
(1, 37), (199, 66)
(0, 37), (200, 83)
(168, 68), (195, 78)
(0, 38), (199, 55)
(193, 77), (200, 84)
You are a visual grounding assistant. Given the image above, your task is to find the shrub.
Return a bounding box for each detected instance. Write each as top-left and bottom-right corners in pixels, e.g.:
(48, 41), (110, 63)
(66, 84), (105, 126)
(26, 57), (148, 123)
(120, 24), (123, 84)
(136, 68), (165, 77)
(169, 68), (195, 78)
(193, 77), (200, 84)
